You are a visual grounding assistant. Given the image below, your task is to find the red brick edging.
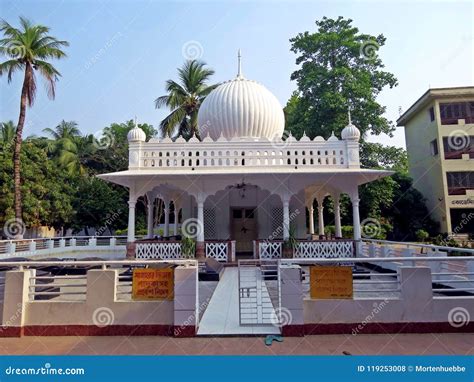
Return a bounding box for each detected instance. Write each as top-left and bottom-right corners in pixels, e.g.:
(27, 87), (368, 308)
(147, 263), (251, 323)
(0, 325), (197, 338)
(2, 323), (471, 338)
(283, 322), (474, 336)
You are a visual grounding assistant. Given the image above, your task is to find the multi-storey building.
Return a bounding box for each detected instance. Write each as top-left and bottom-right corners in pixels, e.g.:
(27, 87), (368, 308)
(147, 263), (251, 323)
(397, 87), (474, 237)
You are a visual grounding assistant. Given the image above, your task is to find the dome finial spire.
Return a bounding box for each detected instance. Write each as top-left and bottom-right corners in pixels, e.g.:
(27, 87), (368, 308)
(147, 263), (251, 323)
(347, 106), (352, 125)
(134, 115), (138, 127)
(237, 49), (243, 78)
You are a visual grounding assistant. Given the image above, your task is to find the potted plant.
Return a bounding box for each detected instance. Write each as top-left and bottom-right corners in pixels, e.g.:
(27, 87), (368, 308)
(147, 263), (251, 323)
(282, 225), (298, 258)
(181, 236), (196, 258)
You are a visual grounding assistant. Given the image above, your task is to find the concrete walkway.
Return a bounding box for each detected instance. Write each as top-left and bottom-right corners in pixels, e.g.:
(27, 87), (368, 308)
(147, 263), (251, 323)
(197, 268), (280, 335)
(0, 334), (472, 355)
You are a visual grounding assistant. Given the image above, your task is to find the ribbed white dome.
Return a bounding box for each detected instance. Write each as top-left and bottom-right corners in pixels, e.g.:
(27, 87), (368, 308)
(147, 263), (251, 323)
(341, 111), (360, 141)
(127, 123), (146, 142)
(197, 76), (285, 140)
(341, 123), (360, 141)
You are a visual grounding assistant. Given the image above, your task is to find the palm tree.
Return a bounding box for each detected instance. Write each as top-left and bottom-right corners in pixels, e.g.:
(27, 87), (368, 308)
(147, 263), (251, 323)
(43, 120), (79, 155)
(58, 134), (96, 176)
(43, 120), (80, 141)
(155, 60), (217, 139)
(0, 17), (68, 235)
(0, 120), (16, 147)
(43, 121), (94, 175)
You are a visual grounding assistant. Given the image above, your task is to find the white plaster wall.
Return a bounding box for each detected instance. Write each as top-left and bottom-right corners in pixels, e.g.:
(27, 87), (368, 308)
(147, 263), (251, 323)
(303, 297), (474, 324)
(303, 267), (474, 324)
(25, 300), (174, 326)
(0, 266), (197, 329)
(24, 269), (174, 326)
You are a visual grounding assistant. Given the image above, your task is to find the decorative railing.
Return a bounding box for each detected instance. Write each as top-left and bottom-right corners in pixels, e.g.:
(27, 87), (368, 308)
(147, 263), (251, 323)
(294, 240), (355, 258)
(129, 135), (360, 171)
(0, 236), (129, 259)
(205, 240), (235, 262)
(255, 239), (355, 259)
(135, 240), (183, 259)
(258, 241), (283, 259)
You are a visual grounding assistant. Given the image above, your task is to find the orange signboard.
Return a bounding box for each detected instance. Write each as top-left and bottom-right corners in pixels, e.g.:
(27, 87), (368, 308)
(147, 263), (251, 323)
(310, 266), (353, 299)
(132, 268), (174, 300)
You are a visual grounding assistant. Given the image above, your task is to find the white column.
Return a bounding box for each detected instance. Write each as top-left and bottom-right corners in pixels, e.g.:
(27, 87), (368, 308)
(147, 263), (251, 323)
(317, 198), (324, 237)
(351, 192), (361, 240)
(147, 199), (154, 239)
(173, 204), (179, 235)
(334, 196), (342, 238)
(127, 199), (136, 242)
(308, 203), (315, 235)
(197, 199), (204, 242)
(164, 200), (170, 237)
(283, 198), (290, 240)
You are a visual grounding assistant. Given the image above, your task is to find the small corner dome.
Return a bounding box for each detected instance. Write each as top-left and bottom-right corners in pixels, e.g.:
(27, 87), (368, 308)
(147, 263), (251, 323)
(341, 123), (360, 141)
(127, 122), (146, 142)
(341, 111), (360, 141)
(197, 52), (284, 140)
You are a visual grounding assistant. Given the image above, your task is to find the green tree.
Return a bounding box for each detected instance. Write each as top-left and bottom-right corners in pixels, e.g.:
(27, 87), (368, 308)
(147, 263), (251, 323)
(43, 120), (89, 175)
(0, 139), (74, 233)
(382, 173), (438, 240)
(286, 16), (398, 139)
(360, 142), (408, 172)
(0, 17), (68, 235)
(43, 120), (81, 141)
(155, 60), (217, 139)
(71, 176), (128, 235)
(95, 120), (157, 173)
(0, 120), (15, 148)
(358, 142), (407, 220)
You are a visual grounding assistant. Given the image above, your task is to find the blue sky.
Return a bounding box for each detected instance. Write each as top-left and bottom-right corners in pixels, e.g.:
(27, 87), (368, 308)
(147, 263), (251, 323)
(0, 0), (473, 148)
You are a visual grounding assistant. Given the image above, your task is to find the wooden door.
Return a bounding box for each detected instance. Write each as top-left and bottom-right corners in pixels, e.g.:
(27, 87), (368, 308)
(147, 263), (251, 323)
(231, 208), (257, 253)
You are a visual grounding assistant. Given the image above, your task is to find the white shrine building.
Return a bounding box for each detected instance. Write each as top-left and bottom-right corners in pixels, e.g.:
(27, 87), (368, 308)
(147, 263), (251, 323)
(98, 59), (392, 260)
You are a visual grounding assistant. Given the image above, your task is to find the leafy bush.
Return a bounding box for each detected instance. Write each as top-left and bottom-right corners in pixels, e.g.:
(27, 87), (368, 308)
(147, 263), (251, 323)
(415, 229), (429, 242)
(181, 236), (195, 258)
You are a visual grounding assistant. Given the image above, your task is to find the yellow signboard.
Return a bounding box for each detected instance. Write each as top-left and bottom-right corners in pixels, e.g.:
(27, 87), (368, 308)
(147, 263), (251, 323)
(310, 266), (353, 299)
(132, 268), (174, 300)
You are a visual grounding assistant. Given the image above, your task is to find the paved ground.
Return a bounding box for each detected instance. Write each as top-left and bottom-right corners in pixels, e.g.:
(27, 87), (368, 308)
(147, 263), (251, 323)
(0, 333), (472, 355)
